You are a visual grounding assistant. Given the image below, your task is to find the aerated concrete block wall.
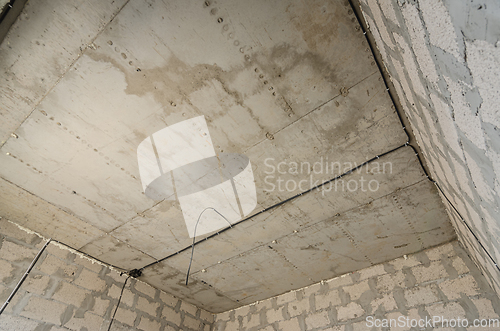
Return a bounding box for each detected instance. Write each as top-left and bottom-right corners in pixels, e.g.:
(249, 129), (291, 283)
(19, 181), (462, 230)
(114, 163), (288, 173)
(354, 0), (500, 297)
(214, 241), (500, 331)
(0, 219), (214, 331)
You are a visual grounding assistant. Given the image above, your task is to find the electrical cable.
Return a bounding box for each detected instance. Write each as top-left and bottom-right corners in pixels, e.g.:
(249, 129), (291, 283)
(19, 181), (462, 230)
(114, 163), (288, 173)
(0, 238), (51, 315)
(128, 0), (424, 275)
(138, 143), (407, 272)
(348, 0), (500, 274)
(51, 239), (129, 273)
(106, 275), (130, 331)
(185, 207), (232, 285)
(134, 0), (500, 279)
(432, 178), (500, 272)
(132, 0), (416, 274)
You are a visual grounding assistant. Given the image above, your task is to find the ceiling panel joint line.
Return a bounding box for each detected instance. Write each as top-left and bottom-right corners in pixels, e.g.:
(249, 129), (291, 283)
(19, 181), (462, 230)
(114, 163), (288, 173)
(0, 0), (133, 150)
(136, 143), (409, 273)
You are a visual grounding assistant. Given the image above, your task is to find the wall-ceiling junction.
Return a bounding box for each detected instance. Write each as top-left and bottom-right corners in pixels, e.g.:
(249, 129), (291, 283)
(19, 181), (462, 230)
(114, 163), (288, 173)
(0, 0), (457, 313)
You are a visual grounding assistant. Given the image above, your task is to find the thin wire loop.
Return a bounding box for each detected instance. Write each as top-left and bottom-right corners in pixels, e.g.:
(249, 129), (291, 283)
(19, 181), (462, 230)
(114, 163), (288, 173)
(185, 207), (232, 285)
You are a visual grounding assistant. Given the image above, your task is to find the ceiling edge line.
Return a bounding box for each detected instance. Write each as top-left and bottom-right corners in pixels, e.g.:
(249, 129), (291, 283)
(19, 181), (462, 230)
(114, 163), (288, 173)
(0, 176), (108, 244)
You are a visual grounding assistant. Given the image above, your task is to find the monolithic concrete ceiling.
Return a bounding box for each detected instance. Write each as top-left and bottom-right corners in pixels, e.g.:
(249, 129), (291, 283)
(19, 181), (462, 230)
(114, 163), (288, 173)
(0, 0), (455, 312)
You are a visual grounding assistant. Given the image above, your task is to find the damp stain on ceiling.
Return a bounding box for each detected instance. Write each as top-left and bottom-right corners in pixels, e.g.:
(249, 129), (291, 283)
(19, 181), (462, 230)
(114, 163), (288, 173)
(0, 0), (455, 312)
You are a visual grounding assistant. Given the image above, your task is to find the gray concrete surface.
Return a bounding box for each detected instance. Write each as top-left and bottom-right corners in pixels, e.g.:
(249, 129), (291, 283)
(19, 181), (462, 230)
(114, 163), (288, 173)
(355, 0), (500, 297)
(140, 157), (455, 312)
(0, 0), (460, 313)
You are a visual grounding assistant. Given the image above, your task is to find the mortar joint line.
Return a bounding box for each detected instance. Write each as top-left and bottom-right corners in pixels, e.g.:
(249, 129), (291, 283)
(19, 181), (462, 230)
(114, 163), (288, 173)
(137, 143), (408, 272)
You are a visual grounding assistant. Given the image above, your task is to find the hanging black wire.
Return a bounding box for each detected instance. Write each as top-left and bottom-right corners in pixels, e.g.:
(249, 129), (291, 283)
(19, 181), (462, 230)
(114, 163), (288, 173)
(185, 207), (232, 285)
(107, 275), (130, 331)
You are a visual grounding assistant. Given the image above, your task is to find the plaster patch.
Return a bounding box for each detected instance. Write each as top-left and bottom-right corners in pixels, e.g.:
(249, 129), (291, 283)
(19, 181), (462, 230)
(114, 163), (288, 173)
(410, 109), (425, 132)
(411, 122), (425, 148)
(364, 12), (390, 66)
(412, 113), (431, 150)
(429, 127), (445, 156)
(418, 104), (446, 155)
(391, 56), (416, 107)
(413, 104), (444, 157)
(463, 149), (494, 202)
(433, 161), (451, 193)
(462, 200), (492, 257)
(390, 75), (431, 159)
(450, 194), (471, 225)
(466, 39), (500, 128)
(437, 155), (461, 197)
(449, 156), (474, 200)
(393, 33), (427, 100)
(5, 219), (124, 276)
(419, 103), (435, 132)
(368, 1), (395, 50)
(423, 153), (439, 180)
(377, 0), (399, 26)
(401, 4), (439, 88)
(479, 205), (500, 262)
(419, 0), (461, 61)
(4, 219), (41, 240)
(444, 77), (486, 150)
(429, 94), (464, 161)
(419, 131), (435, 160)
(485, 148), (500, 207)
